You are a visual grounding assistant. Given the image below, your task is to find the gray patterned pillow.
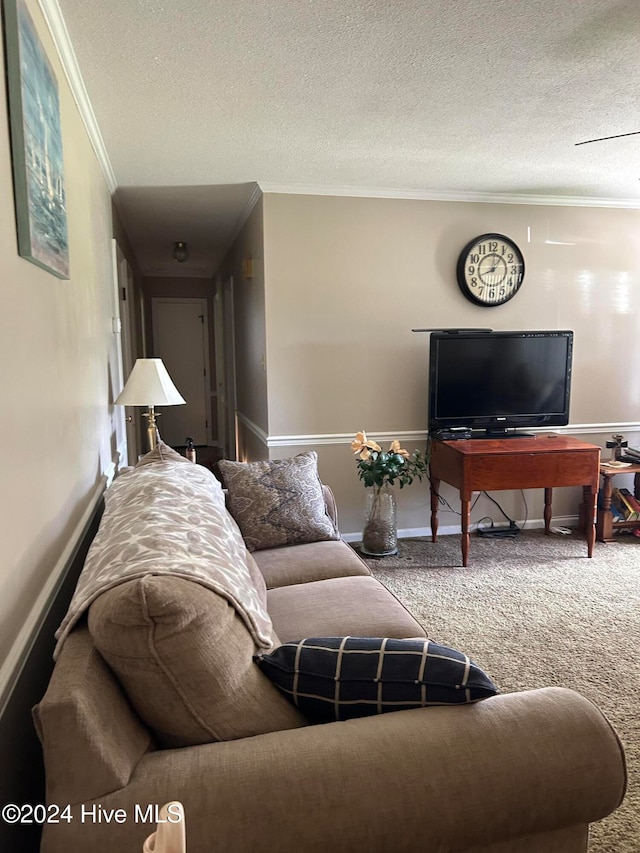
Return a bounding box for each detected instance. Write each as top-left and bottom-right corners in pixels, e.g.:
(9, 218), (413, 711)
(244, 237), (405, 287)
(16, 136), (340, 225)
(218, 452), (339, 551)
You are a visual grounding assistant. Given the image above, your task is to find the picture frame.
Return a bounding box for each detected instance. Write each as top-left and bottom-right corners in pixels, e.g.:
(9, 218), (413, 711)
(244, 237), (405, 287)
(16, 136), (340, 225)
(2, 0), (69, 278)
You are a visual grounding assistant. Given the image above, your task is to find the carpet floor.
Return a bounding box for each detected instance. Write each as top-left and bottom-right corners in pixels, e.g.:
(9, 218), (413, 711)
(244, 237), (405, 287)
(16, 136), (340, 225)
(358, 529), (639, 852)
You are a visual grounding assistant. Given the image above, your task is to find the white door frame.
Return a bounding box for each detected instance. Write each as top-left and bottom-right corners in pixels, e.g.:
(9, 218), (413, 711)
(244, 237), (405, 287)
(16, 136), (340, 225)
(214, 276), (238, 460)
(213, 278), (226, 453)
(111, 239), (139, 465)
(151, 296), (214, 445)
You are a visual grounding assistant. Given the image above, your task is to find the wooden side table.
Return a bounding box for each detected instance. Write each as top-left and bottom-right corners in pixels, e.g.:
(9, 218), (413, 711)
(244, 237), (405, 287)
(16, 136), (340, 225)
(596, 463), (640, 542)
(429, 435), (601, 567)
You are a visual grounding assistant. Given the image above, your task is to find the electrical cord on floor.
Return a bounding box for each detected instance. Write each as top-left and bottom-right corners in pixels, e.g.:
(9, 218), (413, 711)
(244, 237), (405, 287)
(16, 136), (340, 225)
(476, 517), (520, 538)
(520, 489), (529, 531)
(429, 475), (535, 538)
(476, 491), (524, 538)
(482, 491), (516, 524)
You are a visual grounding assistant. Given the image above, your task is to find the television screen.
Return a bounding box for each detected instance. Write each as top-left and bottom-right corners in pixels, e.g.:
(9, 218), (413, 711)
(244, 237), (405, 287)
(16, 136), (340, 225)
(428, 330), (573, 435)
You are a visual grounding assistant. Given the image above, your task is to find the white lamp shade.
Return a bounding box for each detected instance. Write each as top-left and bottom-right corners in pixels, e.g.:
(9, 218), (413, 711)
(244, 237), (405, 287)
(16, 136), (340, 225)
(115, 358), (186, 406)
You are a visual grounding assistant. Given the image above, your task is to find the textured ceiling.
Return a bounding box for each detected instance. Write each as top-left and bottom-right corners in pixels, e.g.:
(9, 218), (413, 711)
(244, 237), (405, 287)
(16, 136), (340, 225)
(55, 0), (640, 276)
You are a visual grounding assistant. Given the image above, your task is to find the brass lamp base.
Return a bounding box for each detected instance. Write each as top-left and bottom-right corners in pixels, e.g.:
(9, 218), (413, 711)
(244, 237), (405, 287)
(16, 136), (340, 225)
(142, 407), (162, 452)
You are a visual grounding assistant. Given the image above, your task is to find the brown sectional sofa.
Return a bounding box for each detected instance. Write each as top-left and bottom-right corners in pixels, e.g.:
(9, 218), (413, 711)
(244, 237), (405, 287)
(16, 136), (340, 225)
(35, 455), (626, 853)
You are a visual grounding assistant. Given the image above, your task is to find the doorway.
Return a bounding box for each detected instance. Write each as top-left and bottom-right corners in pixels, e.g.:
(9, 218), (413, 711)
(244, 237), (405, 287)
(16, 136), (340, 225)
(214, 276), (238, 460)
(112, 240), (139, 465)
(151, 297), (212, 447)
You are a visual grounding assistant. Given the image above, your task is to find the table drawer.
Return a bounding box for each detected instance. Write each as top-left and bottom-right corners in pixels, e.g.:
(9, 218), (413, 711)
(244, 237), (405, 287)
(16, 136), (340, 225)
(468, 451), (599, 491)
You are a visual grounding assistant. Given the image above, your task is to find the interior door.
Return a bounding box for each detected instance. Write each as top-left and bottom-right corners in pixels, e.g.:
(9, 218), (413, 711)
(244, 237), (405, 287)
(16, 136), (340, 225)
(151, 297), (211, 447)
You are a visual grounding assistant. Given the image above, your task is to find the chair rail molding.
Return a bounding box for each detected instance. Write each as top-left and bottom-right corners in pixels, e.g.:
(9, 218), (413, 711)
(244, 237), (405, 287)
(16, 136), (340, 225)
(236, 411), (269, 447)
(265, 422), (640, 449)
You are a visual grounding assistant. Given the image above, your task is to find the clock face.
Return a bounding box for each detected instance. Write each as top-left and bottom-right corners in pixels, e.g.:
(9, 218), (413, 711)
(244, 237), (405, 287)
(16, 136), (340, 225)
(456, 233), (525, 306)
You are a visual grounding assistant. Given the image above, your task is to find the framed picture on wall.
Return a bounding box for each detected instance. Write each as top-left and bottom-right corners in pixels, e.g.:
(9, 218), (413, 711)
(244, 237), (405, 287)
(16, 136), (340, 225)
(2, 0), (70, 278)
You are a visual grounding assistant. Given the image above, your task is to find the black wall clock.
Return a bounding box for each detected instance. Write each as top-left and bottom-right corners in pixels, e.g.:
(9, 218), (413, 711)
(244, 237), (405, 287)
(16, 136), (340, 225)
(456, 233), (525, 306)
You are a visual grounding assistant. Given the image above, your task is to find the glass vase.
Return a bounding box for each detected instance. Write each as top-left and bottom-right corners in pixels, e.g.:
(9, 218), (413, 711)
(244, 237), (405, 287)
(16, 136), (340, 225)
(362, 484), (398, 556)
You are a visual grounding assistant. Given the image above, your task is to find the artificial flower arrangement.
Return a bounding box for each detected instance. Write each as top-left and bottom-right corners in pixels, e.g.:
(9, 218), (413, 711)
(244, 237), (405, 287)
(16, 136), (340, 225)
(350, 431), (429, 556)
(350, 431), (429, 489)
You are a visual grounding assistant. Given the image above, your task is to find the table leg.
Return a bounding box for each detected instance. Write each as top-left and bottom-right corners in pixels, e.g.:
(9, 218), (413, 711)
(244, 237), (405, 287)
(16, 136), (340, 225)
(584, 485), (597, 557)
(461, 498), (470, 567)
(543, 488), (552, 534)
(598, 475), (614, 543)
(430, 477), (440, 543)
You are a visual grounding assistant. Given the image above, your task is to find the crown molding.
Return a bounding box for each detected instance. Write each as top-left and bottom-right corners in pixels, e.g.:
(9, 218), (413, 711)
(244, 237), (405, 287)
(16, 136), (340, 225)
(224, 182), (262, 247)
(258, 182), (640, 210)
(38, 0), (117, 193)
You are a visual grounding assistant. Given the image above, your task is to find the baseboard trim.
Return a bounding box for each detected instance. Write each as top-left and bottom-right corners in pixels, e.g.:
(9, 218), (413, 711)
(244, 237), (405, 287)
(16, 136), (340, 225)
(104, 440), (127, 487)
(341, 515), (579, 542)
(0, 478), (106, 718)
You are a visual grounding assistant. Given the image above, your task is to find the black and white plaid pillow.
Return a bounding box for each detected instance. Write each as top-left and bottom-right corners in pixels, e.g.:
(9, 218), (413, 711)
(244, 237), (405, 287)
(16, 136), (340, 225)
(256, 636), (498, 723)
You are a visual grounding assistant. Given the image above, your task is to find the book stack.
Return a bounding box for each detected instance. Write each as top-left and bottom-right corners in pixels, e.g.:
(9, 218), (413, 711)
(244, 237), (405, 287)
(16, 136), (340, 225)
(611, 486), (640, 521)
(623, 446), (640, 462)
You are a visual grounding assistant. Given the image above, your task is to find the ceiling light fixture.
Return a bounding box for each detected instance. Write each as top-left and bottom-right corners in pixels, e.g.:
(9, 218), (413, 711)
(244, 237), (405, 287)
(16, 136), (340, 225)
(172, 241), (188, 262)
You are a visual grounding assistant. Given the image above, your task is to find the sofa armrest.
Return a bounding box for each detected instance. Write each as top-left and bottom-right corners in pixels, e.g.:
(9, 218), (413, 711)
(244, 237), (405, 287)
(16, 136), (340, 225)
(34, 626), (153, 806)
(47, 688), (625, 853)
(322, 483), (339, 530)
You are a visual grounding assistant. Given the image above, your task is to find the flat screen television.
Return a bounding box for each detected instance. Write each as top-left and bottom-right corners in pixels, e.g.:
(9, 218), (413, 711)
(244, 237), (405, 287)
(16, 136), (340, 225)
(428, 330), (573, 436)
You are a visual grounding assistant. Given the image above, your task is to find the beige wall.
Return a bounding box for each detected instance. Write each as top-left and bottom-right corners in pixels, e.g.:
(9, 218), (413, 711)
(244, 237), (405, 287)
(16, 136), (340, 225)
(0, 1), (124, 698)
(262, 192), (640, 534)
(217, 197), (269, 459)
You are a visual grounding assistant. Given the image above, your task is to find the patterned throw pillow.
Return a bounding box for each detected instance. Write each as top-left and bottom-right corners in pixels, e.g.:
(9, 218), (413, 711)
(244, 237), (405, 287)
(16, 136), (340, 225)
(218, 451), (339, 551)
(256, 636), (498, 723)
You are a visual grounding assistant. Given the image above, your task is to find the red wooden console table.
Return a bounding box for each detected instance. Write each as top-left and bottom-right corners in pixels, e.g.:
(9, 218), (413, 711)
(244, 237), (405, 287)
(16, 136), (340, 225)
(429, 435), (601, 567)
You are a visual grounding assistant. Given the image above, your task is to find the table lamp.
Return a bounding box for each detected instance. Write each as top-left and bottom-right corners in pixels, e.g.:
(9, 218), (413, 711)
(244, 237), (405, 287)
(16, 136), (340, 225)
(115, 358), (186, 451)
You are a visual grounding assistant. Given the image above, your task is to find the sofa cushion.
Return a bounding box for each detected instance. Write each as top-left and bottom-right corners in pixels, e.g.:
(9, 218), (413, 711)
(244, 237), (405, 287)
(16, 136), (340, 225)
(257, 636), (498, 722)
(88, 576), (307, 748)
(254, 540), (370, 589)
(267, 576), (427, 643)
(218, 451), (339, 551)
